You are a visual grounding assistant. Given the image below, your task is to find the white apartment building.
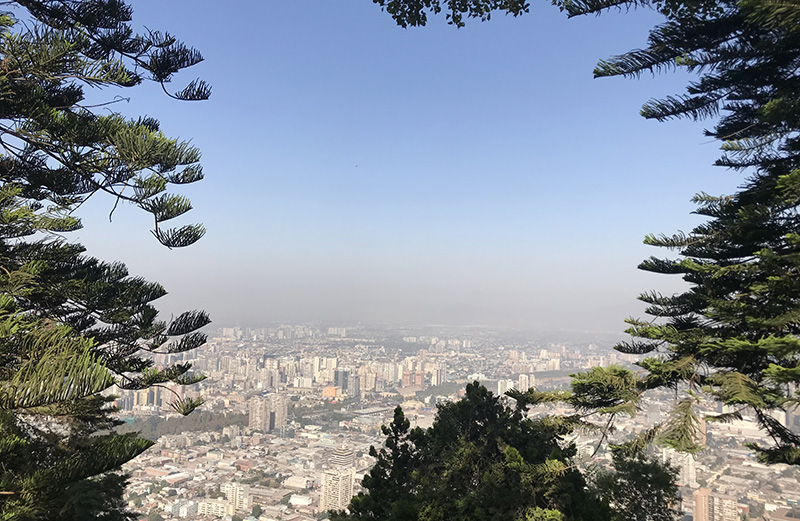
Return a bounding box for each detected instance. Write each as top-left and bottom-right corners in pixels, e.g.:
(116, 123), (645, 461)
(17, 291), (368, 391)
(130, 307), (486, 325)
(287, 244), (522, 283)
(222, 482), (250, 512)
(197, 498), (232, 517)
(320, 467), (355, 512)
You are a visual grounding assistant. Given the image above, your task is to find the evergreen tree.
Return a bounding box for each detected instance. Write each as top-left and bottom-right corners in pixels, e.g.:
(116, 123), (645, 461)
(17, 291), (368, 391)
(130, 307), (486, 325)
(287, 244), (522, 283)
(373, 0), (800, 465)
(343, 406), (423, 521)
(333, 382), (619, 521)
(557, 0), (800, 465)
(1, 1), (210, 518)
(589, 446), (680, 521)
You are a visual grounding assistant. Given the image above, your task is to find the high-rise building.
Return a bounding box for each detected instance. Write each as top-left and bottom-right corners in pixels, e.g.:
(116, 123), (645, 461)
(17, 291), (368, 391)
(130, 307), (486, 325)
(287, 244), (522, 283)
(221, 482), (250, 512)
(788, 383), (797, 429)
(334, 369), (349, 390)
(320, 467), (355, 512)
(694, 488), (711, 521)
(710, 495), (739, 521)
(300, 358), (316, 379)
(222, 425), (241, 439)
(268, 394), (288, 432)
(248, 396), (267, 431)
(363, 370), (377, 391)
(248, 394), (288, 433)
(546, 358), (561, 371)
(497, 379), (515, 396)
(694, 488), (738, 521)
(429, 363), (445, 386)
(327, 327), (346, 337)
(662, 448), (698, 487)
(198, 499), (232, 516)
(330, 446), (355, 468)
(697, 417), (707, 447)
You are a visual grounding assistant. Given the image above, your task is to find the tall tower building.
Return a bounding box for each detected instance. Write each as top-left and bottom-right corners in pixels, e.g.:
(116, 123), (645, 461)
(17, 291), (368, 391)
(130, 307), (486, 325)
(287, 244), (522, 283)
(710, 495), (739, 521)
(248, 394), (288, 433)
(662, 448), (698, 487)
(697, 417), (707, 447)
(694, 488), (738, 521)
(330, 446), (355, 468)
(787, 383), (797, 429)
(498, 379), (515, 396)
(546, 358), (561, 371)
(221, 482), (250, 512)
(334, 369), (349, 390)
(350, 374), (361, 400)
(248, 396), (267, 431)
(268, 394), (288, 433)
(320, 467), (355, 512)
(694, 488), (711, 521)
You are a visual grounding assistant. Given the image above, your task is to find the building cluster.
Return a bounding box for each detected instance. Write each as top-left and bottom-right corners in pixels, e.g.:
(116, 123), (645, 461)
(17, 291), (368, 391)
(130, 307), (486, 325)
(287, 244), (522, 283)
(248, 395), (289, 434)
(122, 423), (377, 521)
(114, 324), (800, 521)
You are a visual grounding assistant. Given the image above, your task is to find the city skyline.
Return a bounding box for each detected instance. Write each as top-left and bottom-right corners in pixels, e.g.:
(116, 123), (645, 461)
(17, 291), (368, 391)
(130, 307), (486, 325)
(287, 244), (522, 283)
(5, 1), (800, 520)
(114, 322), (800, 520)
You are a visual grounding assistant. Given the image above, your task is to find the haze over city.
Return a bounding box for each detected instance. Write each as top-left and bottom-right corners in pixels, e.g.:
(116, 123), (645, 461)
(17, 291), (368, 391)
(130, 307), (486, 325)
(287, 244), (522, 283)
(6, 2), (800, 520)
(74, 1), (733, 331)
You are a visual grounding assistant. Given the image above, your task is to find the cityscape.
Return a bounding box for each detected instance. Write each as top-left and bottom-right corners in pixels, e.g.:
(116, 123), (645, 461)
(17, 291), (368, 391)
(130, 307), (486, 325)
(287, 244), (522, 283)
(4, 1), (800, 521)
(113, 325), (800, 521)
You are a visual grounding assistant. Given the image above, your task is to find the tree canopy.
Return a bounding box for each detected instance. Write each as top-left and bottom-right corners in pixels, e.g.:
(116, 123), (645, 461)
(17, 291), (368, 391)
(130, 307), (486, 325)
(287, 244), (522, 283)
(371, 0), (530, 27)
(0, 1), (210, 518)
(332, 381), (678, 521)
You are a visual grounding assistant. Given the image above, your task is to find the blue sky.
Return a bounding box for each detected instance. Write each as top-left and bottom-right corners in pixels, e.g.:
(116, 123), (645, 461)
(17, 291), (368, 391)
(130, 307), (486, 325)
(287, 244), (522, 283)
(72, 1), (739, 332)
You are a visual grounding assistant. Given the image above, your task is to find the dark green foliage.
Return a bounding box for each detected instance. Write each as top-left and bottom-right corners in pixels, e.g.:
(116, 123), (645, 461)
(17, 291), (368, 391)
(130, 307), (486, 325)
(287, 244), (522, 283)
(1, 1), (209, 519)
(371, 0), (530, 27)
(589, 447), (680, 521)
(565, 0), (800, 464)
(569, 365), (640, 416)
(333, 382), (614, 521)
(116, 412), (248, 441)
(346, 406), (421, 521)
(0, 1), (208, 249)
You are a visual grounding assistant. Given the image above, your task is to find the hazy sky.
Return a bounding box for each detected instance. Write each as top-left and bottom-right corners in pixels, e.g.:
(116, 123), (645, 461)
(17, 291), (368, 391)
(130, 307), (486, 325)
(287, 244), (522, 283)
(69, 1), (740, 333)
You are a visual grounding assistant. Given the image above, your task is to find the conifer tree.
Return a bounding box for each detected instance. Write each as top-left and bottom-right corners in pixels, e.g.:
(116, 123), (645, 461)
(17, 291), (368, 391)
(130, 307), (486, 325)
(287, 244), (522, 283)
(1, 1), (210, 518)
(558, 0), (800, 464)
(590, 446), (680, 521)
(374, 0), (800, 465)
(333, 382), (622, 521)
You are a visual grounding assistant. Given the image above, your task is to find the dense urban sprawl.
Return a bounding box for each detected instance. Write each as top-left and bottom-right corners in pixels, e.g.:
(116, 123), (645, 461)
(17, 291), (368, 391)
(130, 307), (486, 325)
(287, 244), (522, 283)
(115, 325), (800, 521)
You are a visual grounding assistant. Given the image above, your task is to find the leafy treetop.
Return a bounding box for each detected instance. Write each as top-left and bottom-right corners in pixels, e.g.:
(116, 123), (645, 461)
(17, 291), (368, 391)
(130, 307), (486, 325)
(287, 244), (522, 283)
(371, 0), (530, 27)
(333, 381), (679, 521)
